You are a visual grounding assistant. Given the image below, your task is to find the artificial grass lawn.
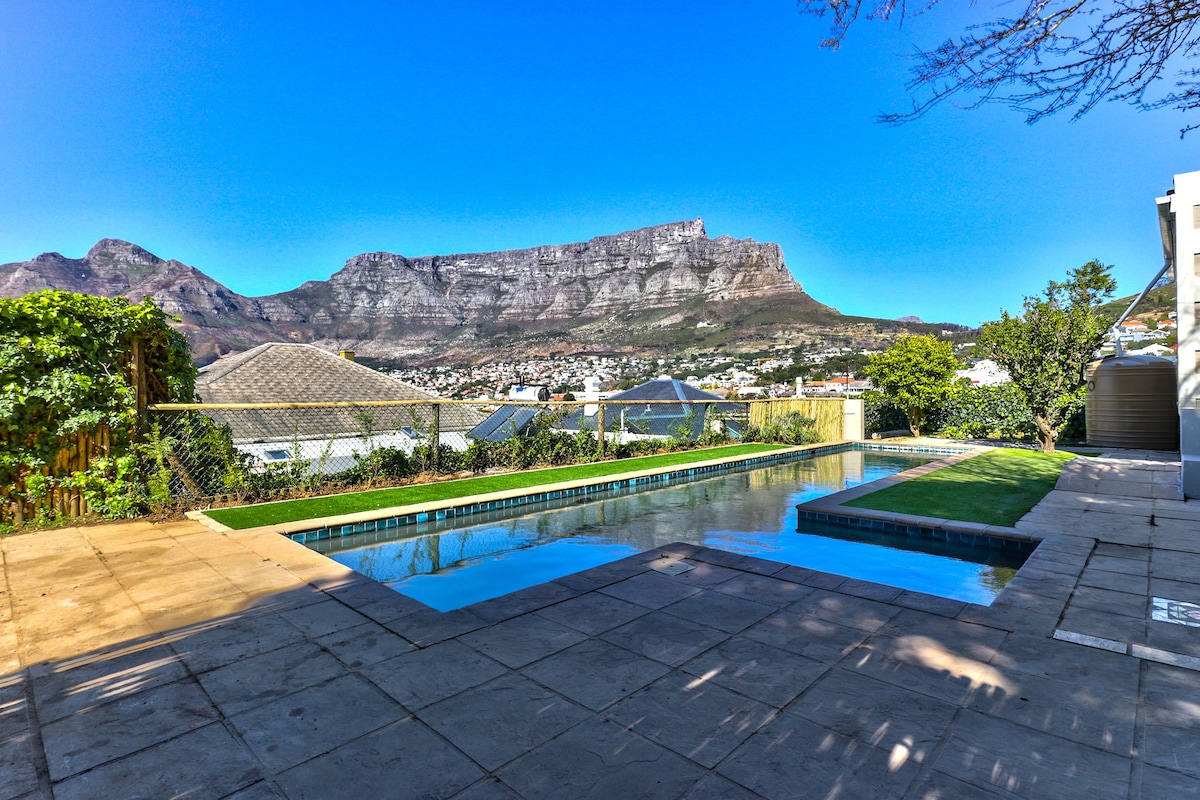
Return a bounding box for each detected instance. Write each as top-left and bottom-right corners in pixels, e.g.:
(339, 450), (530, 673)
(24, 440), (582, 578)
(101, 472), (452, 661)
(843, 447), (1077, 527)
(207, 443), (789, 530)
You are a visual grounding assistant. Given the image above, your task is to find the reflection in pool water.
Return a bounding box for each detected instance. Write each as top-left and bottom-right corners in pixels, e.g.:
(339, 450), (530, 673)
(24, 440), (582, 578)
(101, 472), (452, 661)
(314, 449), (1028, 610)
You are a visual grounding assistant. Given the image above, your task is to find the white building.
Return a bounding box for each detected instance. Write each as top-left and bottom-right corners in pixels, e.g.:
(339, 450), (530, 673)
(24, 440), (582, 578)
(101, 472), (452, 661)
(955, 359), (1010, 386)
(1157, 171), (1199, 497)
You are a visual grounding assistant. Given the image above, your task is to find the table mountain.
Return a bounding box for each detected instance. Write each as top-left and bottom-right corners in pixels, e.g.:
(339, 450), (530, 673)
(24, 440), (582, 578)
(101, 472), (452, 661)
(1, 220), (845, 364)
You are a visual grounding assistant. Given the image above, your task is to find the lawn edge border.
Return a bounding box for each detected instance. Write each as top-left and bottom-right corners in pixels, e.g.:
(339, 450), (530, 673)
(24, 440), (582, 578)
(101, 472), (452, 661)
(188, 442), (815, 536)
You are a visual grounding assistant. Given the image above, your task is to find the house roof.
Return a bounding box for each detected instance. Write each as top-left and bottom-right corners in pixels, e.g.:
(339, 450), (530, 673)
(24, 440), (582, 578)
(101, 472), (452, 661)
(469, 406), (542, 442)
(196, 343), (434, 404)
(193, 343), (483, 441)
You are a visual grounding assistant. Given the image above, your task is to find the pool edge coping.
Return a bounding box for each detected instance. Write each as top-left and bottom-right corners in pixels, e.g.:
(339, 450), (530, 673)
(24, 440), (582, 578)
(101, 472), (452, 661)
(186, 442), (828, 537)
(795, 445), (1045, 544)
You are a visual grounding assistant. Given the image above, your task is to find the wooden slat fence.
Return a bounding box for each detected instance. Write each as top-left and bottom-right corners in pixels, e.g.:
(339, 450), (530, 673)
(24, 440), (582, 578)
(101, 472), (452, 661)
(3, 425), (112, 524)
(747, 398), (846, 442)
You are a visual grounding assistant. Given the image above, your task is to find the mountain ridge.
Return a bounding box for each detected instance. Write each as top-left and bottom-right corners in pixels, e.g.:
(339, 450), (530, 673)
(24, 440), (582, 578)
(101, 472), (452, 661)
(0, 221), (937, 365)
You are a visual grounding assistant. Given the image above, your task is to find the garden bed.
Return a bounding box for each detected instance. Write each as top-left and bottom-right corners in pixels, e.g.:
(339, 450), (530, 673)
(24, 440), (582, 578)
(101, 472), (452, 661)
(205, 443), (790, 530)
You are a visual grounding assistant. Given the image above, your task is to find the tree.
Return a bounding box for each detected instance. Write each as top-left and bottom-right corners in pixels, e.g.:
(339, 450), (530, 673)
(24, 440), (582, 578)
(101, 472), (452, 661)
(978, 260), (1116, 453)
(862, 334), (960, 436)
(0, 291), (195, 521)
(798, 0), (1200, 133)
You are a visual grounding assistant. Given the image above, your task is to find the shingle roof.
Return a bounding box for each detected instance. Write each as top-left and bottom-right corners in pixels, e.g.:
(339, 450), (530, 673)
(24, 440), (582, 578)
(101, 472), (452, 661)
(193, 343), (482, 441)
(196, 343), (434, 404)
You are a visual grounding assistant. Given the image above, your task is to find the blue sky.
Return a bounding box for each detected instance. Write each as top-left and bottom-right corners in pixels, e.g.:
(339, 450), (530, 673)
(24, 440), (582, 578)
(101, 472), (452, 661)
(0, 1), (1194, 326)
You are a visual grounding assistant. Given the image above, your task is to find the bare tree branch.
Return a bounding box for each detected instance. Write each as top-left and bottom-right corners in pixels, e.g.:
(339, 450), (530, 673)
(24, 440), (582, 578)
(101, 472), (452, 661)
(799, 0), (1200, 133)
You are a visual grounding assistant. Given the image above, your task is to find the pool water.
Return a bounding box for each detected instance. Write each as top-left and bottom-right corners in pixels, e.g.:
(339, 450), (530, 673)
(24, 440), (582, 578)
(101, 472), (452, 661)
(313, 449), (1029, 610)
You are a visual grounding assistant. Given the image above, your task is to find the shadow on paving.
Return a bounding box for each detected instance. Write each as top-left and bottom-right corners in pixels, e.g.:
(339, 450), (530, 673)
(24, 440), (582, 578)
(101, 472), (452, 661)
(1, 533), (1197, 798)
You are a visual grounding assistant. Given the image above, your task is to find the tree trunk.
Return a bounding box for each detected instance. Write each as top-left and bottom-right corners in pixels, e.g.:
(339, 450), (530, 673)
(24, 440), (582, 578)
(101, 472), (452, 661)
(907, 410), (921, 438)
(1034, 415), (1057, 453)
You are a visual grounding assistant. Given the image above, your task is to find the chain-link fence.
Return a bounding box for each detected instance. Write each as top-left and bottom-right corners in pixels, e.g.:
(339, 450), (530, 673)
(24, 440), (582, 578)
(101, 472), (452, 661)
(144, 399), (760, 508)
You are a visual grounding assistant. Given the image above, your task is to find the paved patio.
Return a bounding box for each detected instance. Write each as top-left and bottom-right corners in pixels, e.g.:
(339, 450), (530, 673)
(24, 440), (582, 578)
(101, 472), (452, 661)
(2, 451), (1199, 799)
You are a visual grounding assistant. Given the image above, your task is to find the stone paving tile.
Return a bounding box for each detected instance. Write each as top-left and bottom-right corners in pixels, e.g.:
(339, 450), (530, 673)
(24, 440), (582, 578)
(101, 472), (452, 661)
(41, 678), (217, 781)
(498, 717), (704, 799)
(607, 671), (777, 768)
(50, 721), (260, 800)
(533, 591), (648, 636)
(988, 634), (1142, 701)
(383, 607), (486, 647)
(168, 611), (308, 674)
(787, 588), (900, 633)
(0, 727), (41, 800)
(1078, 568), (1149, 595)
(711, 572), (813, 607)
(1151, 550), (1200, 583)
(31, 642), (186, 724)
(1143, 622), (1200, 658)
(1087, 554), (1150, 576)
(904, 770), (1008, 800)
(522, 638), (669, 712)
(278, 598), (370, 638)
(599, 572), (702, 610)
(1139, 764), (1200, 797)
(892, 590), (968, 618)
(728, 554), (789, 577)
(1058, 605), (1146, 642)
(842, 634), (988, 706)
(742, 609), (871, 664)
(230, 674), (405, 774)
(784, 668), (957, 765)
(222, 782), (287, 800)
(772, 564), (817, 584)
(600, 612), (729, 667)
(1142, 662), (1200, 712)
(419, 673), (589, 772)
(274, 716), (483, 800)
(661, 590), (775, 634)
(680, 775), (764, 800)
(718, 713), (921, 800)
(196, 640), (346, 717)
(458, 614), (587, 669)
(314, 621), (415, 668)
(797, 571), (848, 591)
(680, 636), (828, 708)
(873, 608), (1008, 656)
(360, 639), (507, 712)
(966, 670), (1137, 754)
(465, 581), (578, 625)
(933, 710), (1131, 800)
(1142, 703), (1200, 780)
(1069, 585), (1148, 619)
(835, 578), (904, 603)
(1148, 576), (1200, 602)
(449, 778), (522, 800)
(668, 561), (741, 587)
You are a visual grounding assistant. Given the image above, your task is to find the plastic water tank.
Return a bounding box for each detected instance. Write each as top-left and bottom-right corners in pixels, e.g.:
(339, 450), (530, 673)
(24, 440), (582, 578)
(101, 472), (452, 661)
(1085, 356), (1179, 450)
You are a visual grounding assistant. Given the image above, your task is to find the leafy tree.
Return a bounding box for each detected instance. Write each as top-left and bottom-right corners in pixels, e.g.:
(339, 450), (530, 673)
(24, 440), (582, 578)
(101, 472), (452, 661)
(799, 0), (1200, 132)
(0, 291), (195, 520)
(978, 261), (1116, 453)
(862, 335), (960, 436)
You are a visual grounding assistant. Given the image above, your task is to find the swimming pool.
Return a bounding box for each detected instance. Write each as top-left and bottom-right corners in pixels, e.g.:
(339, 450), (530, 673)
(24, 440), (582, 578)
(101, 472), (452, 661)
(304, 447), (1032, 610)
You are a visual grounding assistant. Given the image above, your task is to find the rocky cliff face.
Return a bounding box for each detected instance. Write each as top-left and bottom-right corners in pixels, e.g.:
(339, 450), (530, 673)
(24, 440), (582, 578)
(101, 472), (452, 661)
(0, 239), (278, 363)
(0, 221), (836, 363)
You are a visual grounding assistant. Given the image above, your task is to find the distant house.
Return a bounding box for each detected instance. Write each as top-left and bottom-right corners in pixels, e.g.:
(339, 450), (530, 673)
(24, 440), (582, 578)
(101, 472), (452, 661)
(195, 343), (483, 472)
(469, 377), (743, 443)
(801, 377), (871, 397)
(955, 359), (1010, 386)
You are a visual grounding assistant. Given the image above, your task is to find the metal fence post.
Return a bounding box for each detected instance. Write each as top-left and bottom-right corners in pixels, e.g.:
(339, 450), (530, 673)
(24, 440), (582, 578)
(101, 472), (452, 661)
(431, 402), (441, 472)
(597, 404), (606, 456)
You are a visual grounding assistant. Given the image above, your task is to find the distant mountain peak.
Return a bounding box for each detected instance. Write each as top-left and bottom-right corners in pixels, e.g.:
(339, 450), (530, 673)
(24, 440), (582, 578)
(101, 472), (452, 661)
(896, 315), (924, 323)
(85, 239), (163, 267)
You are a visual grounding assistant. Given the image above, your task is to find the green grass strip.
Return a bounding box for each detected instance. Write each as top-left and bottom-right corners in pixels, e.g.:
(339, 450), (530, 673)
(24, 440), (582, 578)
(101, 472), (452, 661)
(843, 448), (1076, 527)
(207, 443), (789, 530)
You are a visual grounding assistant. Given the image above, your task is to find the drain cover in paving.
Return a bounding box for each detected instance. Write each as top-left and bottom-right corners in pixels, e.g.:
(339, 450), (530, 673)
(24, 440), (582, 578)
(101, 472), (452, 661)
(1151, 597), (1200, 627)
(646, 557), (694, 575)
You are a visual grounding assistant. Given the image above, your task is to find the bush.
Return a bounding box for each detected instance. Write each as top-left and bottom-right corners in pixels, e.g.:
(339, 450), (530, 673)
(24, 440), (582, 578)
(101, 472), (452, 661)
(931, 382), (1038, 440)
(863, 392), (909, 436)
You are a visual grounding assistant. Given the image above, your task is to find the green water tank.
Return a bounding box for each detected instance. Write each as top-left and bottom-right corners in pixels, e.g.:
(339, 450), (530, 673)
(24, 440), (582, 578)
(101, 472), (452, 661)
(1085, 355), (1179, 450)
